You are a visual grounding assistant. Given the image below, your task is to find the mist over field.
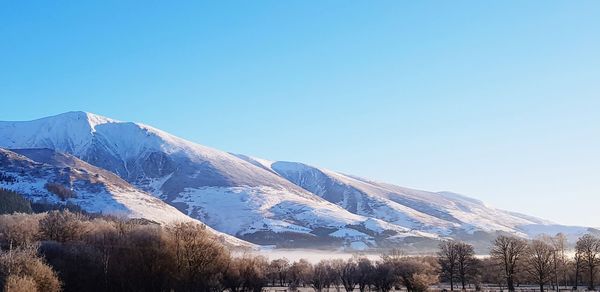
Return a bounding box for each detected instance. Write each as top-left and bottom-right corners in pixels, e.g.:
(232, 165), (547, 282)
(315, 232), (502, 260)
(257, 249), (381, 263)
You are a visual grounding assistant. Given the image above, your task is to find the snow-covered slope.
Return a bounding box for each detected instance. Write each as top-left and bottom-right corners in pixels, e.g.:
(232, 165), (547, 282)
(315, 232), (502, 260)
(0, 112), (591, 250)
(258, 160), (551, 235)
(0, 112), (434, 249)
(0, 147), (251, 247)
(236, 158), (591, 242)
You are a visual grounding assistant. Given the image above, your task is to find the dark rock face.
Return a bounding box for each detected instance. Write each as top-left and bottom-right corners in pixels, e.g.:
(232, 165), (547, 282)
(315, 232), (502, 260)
(239, 231), (344, 249)
(141, 151), (175, 178)
(159, 160), (232, 200)
(81, 138), (128, 178)
(271, 161), (367, 213)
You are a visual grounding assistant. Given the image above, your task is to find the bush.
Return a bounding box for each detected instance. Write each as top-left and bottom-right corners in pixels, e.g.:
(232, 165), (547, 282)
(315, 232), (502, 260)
(4, 274), (39, 292)
(239, 256), (268, 292)
(0, 213), (42, 248)
(44, 183), (76, 200)
(396, 258), (438, 292)
(0, 245), (61, 292)
(39, 210), (88, 242)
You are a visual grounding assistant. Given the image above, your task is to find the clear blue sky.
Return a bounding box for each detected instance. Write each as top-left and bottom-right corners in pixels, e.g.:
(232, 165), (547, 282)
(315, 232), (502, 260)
(1, 1), (599, 226)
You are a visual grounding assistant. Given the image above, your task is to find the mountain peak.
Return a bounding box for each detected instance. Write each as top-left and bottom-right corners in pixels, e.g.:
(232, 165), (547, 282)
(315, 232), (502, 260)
(0, 111), (117, 155)
(50, 111), (118, 130)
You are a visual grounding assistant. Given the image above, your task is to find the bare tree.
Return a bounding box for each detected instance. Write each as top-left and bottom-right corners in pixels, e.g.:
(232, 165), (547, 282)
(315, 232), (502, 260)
(438, 241), (459, 290)
(167, 222), (229, 291)
(308, 260), (328, 292)
(370, 260), (395, 292)
(240, 256), (269, 292)
(480, 257), (505, 290)
(223, 258), (244, 292)
(526, 239), (554, 292)
(455, 241), (477, 290)
(438, 241), (475, 290)
(327, 259), (343, 290)
(268, 258), (289, 287)
(551, 233), (568, 289)
(340, 258), (358, 292)
(575, 234), (600, 290)
(355, 257), (374, 292)
(377, 249), (406, 291)
(490, 235), (528, 291)
(288, 259), (312, 290)
(573, 249), (584, 289)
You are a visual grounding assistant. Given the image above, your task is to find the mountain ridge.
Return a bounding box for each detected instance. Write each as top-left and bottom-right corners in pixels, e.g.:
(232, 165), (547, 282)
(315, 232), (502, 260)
(0, 111), (591, 250)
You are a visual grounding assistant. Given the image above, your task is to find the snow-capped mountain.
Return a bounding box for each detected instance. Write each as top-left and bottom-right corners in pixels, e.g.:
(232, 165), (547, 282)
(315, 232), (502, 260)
(0, 112), (592, 250)
(0, 147), (251, 247)
(0, 112), (433, 249)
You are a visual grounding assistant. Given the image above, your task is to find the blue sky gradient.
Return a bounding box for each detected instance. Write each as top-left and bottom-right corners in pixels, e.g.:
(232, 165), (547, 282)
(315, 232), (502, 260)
(1, 1), (599, 226)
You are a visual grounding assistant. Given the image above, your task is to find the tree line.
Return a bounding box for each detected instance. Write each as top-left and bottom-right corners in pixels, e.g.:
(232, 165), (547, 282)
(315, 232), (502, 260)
(0, 211), (244, 292)
(0, 209), (439, 292)
(439, 233), (600, 292)
(1, 209), (600, 292)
